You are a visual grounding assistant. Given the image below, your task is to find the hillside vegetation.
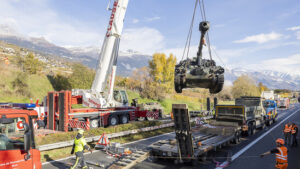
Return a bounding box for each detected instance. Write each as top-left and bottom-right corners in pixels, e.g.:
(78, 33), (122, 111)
(0, 41), (273, 112)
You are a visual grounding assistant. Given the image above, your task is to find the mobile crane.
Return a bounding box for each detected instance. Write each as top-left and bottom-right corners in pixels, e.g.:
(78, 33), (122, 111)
(72, 0), (129, 108)
(45, 0), (162, 131)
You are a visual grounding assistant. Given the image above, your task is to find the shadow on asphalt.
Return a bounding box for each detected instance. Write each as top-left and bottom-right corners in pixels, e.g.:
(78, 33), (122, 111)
(44, 154), (70, 169)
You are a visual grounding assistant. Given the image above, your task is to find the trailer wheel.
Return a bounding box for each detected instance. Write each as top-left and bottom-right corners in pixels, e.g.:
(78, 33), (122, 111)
(120, 115), (129, 124)
(90, 119), (99, 128)
(109, 115), (119, 126)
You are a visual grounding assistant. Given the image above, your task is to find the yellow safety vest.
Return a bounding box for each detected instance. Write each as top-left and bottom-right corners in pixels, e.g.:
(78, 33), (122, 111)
(74, 137), (87, 153)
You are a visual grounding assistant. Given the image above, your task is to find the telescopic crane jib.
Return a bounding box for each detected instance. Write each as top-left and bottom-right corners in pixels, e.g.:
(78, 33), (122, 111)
(73, 0), (129, 108)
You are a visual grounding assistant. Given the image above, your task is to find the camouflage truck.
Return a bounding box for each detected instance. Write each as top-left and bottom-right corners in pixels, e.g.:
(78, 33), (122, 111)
(214, 96), (266, 136)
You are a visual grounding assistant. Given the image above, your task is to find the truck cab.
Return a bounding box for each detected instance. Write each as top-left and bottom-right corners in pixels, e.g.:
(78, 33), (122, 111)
(263, 100), (277, 125)
(0, 104), (41, 169)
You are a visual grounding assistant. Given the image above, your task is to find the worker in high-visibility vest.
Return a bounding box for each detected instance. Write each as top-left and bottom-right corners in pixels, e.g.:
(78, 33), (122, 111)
(70, 129), (92, 169)
(260, 138), (288, 169)
(283, 122), (292, 145)
(291, 123), (298, 147)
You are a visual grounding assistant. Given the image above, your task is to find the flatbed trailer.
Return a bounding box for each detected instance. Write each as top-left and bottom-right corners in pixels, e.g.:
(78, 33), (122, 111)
(150, 126), (239, 162)
(149, 104), (241, 164)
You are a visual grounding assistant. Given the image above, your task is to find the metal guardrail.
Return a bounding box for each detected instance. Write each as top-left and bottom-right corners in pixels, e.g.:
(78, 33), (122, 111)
(38, 123), (174, 151)
(38, 116), (214, 151)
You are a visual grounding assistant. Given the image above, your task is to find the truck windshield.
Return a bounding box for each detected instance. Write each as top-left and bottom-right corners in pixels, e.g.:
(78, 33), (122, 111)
(0, 118), (25, 150)
(263, 101), (275, 108)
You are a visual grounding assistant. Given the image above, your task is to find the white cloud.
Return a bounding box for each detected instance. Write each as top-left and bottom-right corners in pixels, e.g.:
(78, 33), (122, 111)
(233, 32), (283, 44)
(132, 19), (139, 24)
(287, 26), (300, 31)
(248, 54), (300, 74)
(296, 31), (300, 40)
(145, 16), (160, 22)
(120, 27), (165, 55)
(0, 0), (103, 47)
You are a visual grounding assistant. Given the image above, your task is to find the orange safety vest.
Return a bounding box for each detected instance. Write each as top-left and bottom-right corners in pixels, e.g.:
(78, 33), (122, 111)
(284, 124), (292, 133)
(275, 146), (288, 164)
(291, 125), (298, 134)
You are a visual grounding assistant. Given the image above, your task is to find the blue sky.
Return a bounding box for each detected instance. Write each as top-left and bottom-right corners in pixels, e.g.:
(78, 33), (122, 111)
(0, 0), (300, 74)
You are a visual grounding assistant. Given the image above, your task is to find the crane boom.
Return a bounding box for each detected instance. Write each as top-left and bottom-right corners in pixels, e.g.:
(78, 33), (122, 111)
(92, 0), (129, 94)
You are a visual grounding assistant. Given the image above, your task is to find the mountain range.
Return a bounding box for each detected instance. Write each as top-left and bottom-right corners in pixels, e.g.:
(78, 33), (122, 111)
(0, 24), (299, 90)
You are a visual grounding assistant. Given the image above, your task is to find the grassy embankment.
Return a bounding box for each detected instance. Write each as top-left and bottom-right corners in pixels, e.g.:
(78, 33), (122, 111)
(0, 63), (54, 103)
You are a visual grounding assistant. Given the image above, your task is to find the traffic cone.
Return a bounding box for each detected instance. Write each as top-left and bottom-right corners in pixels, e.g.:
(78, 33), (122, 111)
(95, 133), (110, 149)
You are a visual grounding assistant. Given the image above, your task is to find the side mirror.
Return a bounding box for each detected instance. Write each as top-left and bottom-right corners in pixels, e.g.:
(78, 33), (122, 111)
(23, 123), (31, 160)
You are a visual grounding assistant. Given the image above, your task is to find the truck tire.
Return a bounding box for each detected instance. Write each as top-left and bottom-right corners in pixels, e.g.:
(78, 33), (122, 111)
(109, 115), (119, 126)
(233, 132), (240, 144)
(246, 123), (253, 136)
(120, 114), (129, 124)
(90, 119), (99, 128)
(252, 124), (256, 135)
(147, 116), (155, 121)
(138, 117), (145, 121)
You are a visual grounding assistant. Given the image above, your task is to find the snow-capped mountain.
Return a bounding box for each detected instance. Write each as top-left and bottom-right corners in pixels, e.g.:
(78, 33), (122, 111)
(0, 24), (299, 90)
(226, 68), (300, 90)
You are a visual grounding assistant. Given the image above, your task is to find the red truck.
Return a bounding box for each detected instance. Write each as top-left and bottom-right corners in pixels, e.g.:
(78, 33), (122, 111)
(45, 91), (162, 131)
(0, 103), (41, 169)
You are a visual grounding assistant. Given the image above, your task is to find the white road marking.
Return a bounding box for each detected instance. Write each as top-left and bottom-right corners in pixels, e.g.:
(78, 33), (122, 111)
(216, 106), (300, 169)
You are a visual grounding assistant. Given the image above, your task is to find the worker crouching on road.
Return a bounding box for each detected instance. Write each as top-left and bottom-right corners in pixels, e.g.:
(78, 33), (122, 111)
(71, 129), (92, 169)
(291, 123), (298, 147)
(283, 122), (292, 146)
(260, 138), (288, 169)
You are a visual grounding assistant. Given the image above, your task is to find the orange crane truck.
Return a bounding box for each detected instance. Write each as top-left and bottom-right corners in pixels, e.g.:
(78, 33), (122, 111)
(0, 103), (41, 169)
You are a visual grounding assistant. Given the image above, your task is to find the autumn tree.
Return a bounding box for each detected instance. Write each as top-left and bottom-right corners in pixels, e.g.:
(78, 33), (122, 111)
(148, 53), (176, 93)
(258, 82), (269, 93)
(231, 75), (260, 98)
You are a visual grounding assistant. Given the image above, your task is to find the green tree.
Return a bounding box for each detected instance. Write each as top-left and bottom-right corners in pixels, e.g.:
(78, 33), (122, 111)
(69, 64), (95, 89)
(11, 72), (31, 97)
(48, 74), (72, 91)
(232, 75), (260, 98)
(24, 53), (42, 74)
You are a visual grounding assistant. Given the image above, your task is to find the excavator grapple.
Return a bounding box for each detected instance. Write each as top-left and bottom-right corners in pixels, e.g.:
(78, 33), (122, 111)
(174, 21), (224, 94)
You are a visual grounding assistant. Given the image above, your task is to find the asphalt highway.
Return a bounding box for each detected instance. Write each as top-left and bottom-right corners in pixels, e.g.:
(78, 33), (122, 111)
(42, 104), (300, 169)
(132, 104), (300, 169)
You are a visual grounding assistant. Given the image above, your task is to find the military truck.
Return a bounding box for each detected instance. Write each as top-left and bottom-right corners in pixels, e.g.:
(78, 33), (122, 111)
(215, 96), (266, 136)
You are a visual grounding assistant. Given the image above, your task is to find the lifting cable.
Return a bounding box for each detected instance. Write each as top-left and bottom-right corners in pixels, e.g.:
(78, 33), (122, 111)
(181, 0), (199, 61)
(199, 0), (213, 61)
